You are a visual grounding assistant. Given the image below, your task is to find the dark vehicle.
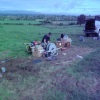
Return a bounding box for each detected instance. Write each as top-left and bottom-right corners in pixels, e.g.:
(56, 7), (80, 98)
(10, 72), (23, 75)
(84, 19), (100, 37)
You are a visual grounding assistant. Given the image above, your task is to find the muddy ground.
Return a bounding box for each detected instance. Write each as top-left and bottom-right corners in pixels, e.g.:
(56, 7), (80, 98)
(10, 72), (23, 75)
(0, 46), (93, 76)
(1, 46), (99, 100)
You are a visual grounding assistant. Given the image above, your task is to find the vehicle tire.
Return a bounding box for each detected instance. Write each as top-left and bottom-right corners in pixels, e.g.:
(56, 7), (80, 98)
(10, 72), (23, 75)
(98, 30), (100, 37)
(85, 33), (89, 37)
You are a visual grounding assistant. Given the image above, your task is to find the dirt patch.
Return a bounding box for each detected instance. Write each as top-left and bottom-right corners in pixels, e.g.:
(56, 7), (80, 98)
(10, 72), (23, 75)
(0, 46), (95, 99)
(0, 46), (93, 77)
(47, 45), (93, 66)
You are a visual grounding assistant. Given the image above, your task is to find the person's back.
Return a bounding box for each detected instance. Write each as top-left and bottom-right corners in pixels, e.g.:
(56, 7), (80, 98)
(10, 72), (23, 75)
(41, 34), (50, 43)
(41, 32), (52, 49)
(41, 32), (51, 43)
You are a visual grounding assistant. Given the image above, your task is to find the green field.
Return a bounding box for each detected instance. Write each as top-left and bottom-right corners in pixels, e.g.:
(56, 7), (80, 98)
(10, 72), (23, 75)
(0, 20), (83, 58)
(0, 19), (100, 100)
(0, 20), (41, 24)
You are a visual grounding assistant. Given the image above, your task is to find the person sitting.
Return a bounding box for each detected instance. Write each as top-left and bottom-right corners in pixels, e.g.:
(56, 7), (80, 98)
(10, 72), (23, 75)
(41, 32), (52, 49)
(56, 33), (71, 48)
(57, 33), (64, 41)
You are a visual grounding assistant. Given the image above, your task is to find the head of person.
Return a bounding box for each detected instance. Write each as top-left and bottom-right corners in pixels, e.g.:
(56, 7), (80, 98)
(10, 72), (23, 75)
(47, 32), (52, 37)
(61, 33), (64, 39)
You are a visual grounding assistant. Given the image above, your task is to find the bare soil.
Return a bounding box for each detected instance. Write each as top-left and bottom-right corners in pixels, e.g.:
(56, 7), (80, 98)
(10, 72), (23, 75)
(1, 46), (99, 100)
(0, 46), (93, 75)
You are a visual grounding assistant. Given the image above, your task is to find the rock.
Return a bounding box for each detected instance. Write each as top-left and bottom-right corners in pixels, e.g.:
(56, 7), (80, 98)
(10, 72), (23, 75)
(1, 67), (6, 72)
(0, 73), (3, 78)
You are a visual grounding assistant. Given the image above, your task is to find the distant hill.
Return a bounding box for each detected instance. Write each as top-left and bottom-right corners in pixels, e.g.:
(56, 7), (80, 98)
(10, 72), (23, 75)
(0, 10), (80, 16)
(0, 10), (41, 15)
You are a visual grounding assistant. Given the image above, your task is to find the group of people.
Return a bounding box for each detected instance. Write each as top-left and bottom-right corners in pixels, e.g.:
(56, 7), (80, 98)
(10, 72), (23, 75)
(41, 32), (68, 49)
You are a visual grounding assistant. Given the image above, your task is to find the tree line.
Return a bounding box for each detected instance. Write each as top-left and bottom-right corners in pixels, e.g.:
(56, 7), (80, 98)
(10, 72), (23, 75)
(0, 14), (97, 26)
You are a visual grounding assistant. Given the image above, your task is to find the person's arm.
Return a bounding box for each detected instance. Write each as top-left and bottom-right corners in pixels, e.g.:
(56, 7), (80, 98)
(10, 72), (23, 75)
(47, 40), (50, 43)
(47, 37), (50, 44)
(44, 39), (46, 44)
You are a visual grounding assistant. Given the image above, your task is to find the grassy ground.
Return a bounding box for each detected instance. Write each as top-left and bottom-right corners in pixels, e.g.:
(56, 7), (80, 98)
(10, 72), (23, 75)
(0, 20), (100, 100)
(0, 24), (50, 58)
(0, 23), (83, 58)
(0, 20), (41, 24)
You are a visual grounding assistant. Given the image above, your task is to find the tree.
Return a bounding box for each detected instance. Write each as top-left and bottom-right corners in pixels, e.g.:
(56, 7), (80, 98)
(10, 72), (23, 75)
(77, 14), (86, 26)
(95, 15), (100, 21)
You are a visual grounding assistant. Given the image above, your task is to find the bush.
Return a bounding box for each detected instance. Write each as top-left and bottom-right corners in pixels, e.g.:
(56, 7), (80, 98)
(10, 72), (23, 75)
(59, 23), (63, 26)
(68, 22), (76, 25)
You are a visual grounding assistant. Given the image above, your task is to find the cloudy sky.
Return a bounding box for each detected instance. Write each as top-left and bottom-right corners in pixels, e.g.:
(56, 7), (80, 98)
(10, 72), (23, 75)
(0, 0), (100, 15)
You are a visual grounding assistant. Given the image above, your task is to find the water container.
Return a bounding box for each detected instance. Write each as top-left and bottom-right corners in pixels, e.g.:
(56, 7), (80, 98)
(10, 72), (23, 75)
(80, 36), (84, 41)
(1, 67), (6, 72)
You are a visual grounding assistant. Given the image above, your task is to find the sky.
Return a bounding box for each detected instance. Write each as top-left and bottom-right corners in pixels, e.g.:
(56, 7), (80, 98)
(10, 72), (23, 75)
(0, 0), (100, 15)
